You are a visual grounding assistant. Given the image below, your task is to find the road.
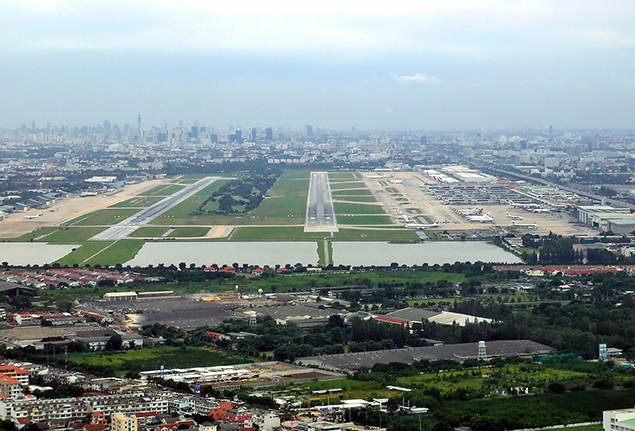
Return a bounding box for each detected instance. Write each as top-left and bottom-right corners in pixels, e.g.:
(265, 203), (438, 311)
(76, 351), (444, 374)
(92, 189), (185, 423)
(304, 172), (338, 232)
(89, 177), (223, 241)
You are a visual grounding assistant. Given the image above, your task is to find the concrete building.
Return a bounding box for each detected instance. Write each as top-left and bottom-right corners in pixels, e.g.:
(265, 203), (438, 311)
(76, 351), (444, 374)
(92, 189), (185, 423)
(576, 206), (632, 228)
(0, 375), (24, 399)
(0, 366), (29, 386)
(606, 219), (635, 235)
(0, 393), (168, 423)
(112, 413), (138, 431)
(103, 292), (138, 301)
(604, 408), (635, 431)
(253, 412), (281, 431)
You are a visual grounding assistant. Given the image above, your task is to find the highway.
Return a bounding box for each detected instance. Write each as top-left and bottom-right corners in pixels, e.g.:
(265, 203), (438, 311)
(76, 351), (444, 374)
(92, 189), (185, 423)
(304, 171), (338, 232)
(89, 177), (222, 241)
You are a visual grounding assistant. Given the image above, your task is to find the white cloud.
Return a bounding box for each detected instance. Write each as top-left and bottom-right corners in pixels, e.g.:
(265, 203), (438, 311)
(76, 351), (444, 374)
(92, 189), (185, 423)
(392, 73), (440, 85)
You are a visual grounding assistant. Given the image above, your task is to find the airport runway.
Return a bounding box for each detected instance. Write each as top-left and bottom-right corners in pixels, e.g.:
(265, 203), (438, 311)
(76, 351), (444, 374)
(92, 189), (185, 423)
(304, 172), (338, 232)
(89, 177), (222, 241)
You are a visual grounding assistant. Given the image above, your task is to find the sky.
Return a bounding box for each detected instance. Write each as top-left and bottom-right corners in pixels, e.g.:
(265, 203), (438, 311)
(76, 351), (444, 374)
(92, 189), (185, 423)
(0, 0), (634, 131)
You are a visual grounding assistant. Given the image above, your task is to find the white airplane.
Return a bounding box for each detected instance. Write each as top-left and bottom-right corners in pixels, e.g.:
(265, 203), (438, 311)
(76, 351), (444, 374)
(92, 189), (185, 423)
(455, 207), (483, 216)
(405, 220), (441, 230)
(49, 207), (60, 212)
(467, 213), (494, 223)
(506, 212), (523, 220)
(512, 220), (538, 229)
(532, 208), (551, 213)
(24, 213), (43, 219)
(511, 202), (539, 208)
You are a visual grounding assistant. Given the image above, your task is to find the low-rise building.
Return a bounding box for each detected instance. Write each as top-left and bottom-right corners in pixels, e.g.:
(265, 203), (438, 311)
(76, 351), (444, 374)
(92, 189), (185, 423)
(604, 407), (635, 431)
(0, 393), (168, 424)
(112, 413), (138, 431)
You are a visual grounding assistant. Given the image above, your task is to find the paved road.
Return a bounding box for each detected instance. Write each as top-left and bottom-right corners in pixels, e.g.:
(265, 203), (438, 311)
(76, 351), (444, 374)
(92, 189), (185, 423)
(305, 172), (338, 232)
(89, 177), (223, 241)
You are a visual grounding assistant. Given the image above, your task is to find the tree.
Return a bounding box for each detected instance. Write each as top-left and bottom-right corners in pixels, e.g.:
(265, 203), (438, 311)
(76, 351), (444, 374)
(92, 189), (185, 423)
(105, 334), (123, 351)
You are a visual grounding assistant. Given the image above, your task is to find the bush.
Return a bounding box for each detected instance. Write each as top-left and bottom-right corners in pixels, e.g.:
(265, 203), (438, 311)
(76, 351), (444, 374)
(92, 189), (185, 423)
(547, 382), (565, 394)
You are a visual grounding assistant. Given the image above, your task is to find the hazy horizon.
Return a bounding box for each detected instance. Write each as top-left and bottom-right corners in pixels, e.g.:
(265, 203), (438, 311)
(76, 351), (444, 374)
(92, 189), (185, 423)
(1, 1), (634, 131)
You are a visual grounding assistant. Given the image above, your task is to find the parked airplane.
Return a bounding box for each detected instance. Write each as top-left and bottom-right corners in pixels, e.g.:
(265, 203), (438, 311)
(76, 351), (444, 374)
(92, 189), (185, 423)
(506, 212), (523, 220)
(24, 213), (43, 219)
(512, 220), (539, 229)
(49, 207), (60, 212)
(467, 213), (495, 223)
(532, 208), (551, 213)
(405, 220), (441, 230)
(454, 207), (483, 216)
(510, 202), (539, 208)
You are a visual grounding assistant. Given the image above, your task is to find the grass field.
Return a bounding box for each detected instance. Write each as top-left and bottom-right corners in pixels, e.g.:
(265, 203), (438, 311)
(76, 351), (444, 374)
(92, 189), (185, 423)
(128, 227), (170, 238)
(328, 172), (357, 180)
(83, 240), (144, 266)
(109, 196), (164, 208)
(10, 227), (60, 241)
(562, 425), (602, 431)
(333, 196), (379, 203)
(176, 174), (224, 181)
(230, 227), (327, 241)
(336, 215), (394, 225)
(69, 346), (251, 375)
(67, 209), (141, 226)
(168, 227), (211, 237)
(331, 189), (374, 196)
(334, 202), (386, 215)
(54, 241), (112, 266)
(151, 172), (308, 226)
(37, 227), (107, 242)
(139, 184), (186, 197)
(248, 171), (310, 223)
(332, 228), (419, 241)
(149, 180), (230, 224)
(395, 364), (590, 394)
(329, 181), (367, 190)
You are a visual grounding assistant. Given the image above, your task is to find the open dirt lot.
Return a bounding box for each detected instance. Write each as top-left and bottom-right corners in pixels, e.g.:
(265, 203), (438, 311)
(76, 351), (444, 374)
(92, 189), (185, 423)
(0, 179), (170, 238)
(363, 172), (598, 236)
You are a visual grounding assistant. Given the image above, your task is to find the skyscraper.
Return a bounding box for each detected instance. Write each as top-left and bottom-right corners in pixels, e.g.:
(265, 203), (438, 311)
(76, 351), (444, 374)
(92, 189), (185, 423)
(305, 124), (313, 137)
(265, 127), (273, 140)
(251, 127), (257, 142)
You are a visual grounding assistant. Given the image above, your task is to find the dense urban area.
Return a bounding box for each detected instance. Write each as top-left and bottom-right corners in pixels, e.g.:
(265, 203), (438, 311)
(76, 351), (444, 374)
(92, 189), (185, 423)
(0, 123), (634, 431)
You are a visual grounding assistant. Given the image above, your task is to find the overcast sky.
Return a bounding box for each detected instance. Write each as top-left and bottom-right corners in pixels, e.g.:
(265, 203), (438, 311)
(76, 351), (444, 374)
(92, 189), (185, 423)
(0, 0), (634, 131)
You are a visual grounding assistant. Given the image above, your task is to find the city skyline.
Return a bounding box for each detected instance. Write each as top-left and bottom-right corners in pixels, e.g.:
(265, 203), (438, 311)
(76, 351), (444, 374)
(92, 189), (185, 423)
(0, 1), (634, 130)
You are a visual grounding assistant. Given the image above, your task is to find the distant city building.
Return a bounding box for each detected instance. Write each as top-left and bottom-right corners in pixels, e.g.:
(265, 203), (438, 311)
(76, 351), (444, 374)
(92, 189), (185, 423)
(265, 127), (273, 140)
